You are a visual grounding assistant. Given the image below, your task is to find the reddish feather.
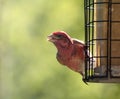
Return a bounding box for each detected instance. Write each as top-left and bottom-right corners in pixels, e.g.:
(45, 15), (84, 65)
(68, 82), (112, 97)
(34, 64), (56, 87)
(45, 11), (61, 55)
(48, 31), (85, 76)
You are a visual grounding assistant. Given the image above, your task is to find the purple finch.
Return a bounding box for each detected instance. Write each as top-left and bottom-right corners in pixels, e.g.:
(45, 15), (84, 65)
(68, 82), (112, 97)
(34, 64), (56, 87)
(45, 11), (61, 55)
(47, 31), (89, 83)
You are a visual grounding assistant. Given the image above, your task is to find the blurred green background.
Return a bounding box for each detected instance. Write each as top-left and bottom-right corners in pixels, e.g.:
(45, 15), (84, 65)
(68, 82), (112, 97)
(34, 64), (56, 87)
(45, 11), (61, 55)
(0, 0), (120, 99)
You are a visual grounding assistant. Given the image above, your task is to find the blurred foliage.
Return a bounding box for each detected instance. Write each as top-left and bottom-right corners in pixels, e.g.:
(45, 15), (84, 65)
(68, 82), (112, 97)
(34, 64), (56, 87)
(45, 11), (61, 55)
(0, 0), (120, 99)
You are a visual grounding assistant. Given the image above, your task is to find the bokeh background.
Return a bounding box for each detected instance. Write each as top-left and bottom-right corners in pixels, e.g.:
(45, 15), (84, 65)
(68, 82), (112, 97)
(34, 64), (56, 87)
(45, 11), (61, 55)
(0, 0), (120, 99)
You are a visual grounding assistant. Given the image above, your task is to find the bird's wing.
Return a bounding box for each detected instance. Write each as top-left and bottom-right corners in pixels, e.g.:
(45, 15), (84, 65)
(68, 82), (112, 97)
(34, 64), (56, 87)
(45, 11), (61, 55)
(73, 38), (95, 66)
(72, 38), (90, 57)
(72, 38), (85, 46)
(73, 39), (95, 67)
(71, 38), (85, 61)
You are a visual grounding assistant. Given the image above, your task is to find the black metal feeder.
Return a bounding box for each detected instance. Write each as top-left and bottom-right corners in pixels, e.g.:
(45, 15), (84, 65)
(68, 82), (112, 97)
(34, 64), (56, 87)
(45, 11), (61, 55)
(84, 0), (120, 83)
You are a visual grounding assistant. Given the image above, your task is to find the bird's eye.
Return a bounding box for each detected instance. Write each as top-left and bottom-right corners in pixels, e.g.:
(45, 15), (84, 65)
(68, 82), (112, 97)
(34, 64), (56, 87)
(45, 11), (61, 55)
(57, 35), (62, 38)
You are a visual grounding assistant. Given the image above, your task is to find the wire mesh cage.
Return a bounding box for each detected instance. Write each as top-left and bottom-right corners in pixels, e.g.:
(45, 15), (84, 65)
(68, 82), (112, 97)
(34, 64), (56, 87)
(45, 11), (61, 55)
(84, 0), (120, 83)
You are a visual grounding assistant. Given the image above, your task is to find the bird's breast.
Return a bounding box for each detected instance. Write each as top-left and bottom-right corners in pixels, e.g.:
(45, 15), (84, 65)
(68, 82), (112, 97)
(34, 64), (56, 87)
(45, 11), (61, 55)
(56, 53), (84, 72)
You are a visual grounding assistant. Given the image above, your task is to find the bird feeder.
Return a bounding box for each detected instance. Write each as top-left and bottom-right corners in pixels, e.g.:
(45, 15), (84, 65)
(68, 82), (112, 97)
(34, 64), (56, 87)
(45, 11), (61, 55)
(84, 0), (120, 83)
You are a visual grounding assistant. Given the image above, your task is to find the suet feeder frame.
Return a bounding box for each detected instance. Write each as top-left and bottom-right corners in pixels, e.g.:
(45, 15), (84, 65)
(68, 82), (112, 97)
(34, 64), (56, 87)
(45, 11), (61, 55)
(84, 0), (120, 83)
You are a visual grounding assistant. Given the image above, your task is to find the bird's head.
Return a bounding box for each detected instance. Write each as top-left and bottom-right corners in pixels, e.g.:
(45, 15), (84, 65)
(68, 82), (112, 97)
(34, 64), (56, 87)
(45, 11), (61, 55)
(47, 31), (73, 48)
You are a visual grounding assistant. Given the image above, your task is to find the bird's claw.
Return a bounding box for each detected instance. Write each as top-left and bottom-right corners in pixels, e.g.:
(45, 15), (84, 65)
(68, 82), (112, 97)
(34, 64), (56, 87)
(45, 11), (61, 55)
(82, 78), (88, 85)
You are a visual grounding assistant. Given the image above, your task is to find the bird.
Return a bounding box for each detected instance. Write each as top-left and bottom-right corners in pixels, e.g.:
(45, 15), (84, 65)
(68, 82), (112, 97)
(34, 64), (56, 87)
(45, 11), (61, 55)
(47, 31), (89, 84)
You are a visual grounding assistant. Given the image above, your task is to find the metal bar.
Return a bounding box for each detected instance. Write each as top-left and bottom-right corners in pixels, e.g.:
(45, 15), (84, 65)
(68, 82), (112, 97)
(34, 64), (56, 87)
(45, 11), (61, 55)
(94, 2), (120, 4)
(88, 0), (91, 78)
(111, 57), (120, 58)
(84, 0), (89, 81)
(94, 20), (120, 23)
(92, 75), (108, 78)
(111, 39), (120, 41)
(86, 20), (120, 27)
(91, 0), (94, 77)
(89, 38), (107, 41)
(106, 0), (110, 78)
(110, 76), (120, 78)
(109, 0), (112, 77)
(93, 56), (107, 58)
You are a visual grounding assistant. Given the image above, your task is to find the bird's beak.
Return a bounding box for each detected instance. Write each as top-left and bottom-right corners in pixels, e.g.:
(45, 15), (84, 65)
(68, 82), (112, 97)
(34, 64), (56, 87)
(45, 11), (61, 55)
(47, 34), (56, 42)
(47, 35), (52, 41)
